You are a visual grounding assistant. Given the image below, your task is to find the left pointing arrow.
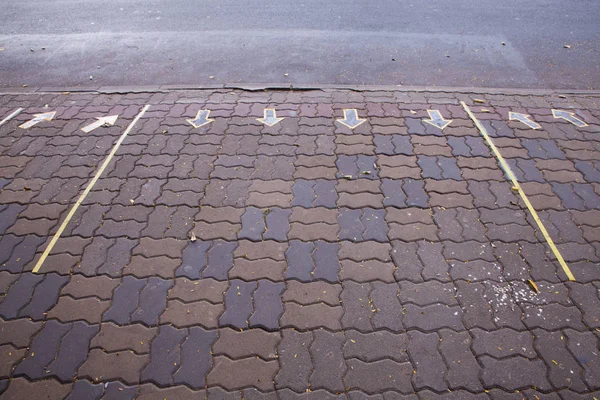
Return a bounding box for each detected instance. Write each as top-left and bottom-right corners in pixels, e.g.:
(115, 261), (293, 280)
(19, 111), (56, 129)
(552, 109), (588, 128)
(81, 115), (119, 133)
(187, 110), (214, 128)
(508, 112), (541, 130)
(257, 109), (284, 127)
(422, 110), (452, 130)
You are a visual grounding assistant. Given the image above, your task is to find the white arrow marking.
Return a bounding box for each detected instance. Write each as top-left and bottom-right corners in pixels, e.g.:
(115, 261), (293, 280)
(187, 110), (214, 128)
(422, 110), (453, 130)
(81, 115), (119, 133)
(257, 109), (284, 127)
(552, 109), (588, 128)
(336, 109), (366, 129)
(508, 112), (541, 130)
(19, 111), (56, 129)
(0, 108), (24, 128)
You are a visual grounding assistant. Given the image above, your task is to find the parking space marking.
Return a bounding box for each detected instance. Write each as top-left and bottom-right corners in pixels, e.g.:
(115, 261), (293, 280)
(422, 109), (452, 130)
(18, 111), (56, 129)
(462, 101), (576, 281)
(32, 104), (151, 274)
(336, 109), (366, 129)
(0, 108), (24, 128)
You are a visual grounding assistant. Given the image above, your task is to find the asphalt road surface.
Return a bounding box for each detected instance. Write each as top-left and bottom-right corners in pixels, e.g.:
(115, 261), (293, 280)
(1, 0), (599, 89)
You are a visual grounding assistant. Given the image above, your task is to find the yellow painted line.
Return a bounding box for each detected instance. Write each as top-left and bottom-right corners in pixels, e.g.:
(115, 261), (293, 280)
(32, 104), (150, 274)
(461, 101), (575, 281)
(0, 108), (24, 127)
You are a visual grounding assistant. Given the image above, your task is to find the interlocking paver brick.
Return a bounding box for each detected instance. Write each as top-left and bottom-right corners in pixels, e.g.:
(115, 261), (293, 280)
(90, 322), (157, 354)
(1, 377), (72, 400)
(102, 276), (146, 325)
(238, 206), (266, 241)
(418, 241), (451, 281)
(386, 208), (437, 241)
(439, 329), (482, 391)
(173, 326), (216, 389)
(564, 329), (600, 390)
(64, 380), (104, 400)
(79, 348), (148, 385)
(407, 331), (447, 392)
(13, 319), (70, 380)
(249, 280), (285, 329)
(275, 329), (313, 391)
(19, 273), (69, 320)
(341, 281), (374, 332)
(523, 303), (586, 330)
(534, 329), (587, 392)
(480, 355), (551, 391)
(141, 325), (187, 387)
(131, 277), (173, 326)
(220, 279), (256, 329)
(204, 240), (238, 279)
(282, 281), (341, 306)
(213, 328), (280, 360)
(309, 329), (346, 392)
(344, 330), (409, 362)
(47, 321), (99, 382)
(280, 302), (343, 330)
(345, 359), (414, 394)
(0, 273), (44, 319)
(207, 356), (278, 391)
(399, 281), (457, 306)
(160, 298), (223, 328)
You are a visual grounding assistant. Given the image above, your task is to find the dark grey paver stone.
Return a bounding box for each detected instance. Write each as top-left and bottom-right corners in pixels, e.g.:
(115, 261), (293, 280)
(174, 326), (217, 389)
(309, 330), (346, 392)
(362, 208), (388, 242)
(264, 207), (291, 241)
(219, 279), (257, 329)
(249, 280), (285, 330)
(238, 207), (265, 241)
(285, 240), (314, 282)
(131, 277), (173, 326)
(102, 276), (146, 325)
(176, 240), (211, 279)
(47, 321), (99, 382)
(141, 325), (187, 386)
(19, 273), (69, 320)
(0, 273), (45, 319)
(291, 179), (314, 207)
(313, 180), (337, 208)
(312, 241), (340, 283)
(339, 208), (363, 242)
(382, 179), (406, 208)
(64, 380), (104, 400)
(204, 240), (236, 280)
(14, 320), (71, 379)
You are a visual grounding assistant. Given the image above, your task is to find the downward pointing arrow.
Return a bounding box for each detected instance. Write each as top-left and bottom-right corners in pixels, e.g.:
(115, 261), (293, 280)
(422, 110), (452, 130)
(509, 112), (541, 130)
(81, 115), (119, 133)
(336, 109), (366, 129)
(552, 109), (588, 127)
(19, 111), (56, 129)
(187, 110), (214, 128)
(257, 109), (284, 127)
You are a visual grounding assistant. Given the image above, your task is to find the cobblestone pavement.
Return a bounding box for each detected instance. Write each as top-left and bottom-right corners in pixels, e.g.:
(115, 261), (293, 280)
(0, 88), (599, 400)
